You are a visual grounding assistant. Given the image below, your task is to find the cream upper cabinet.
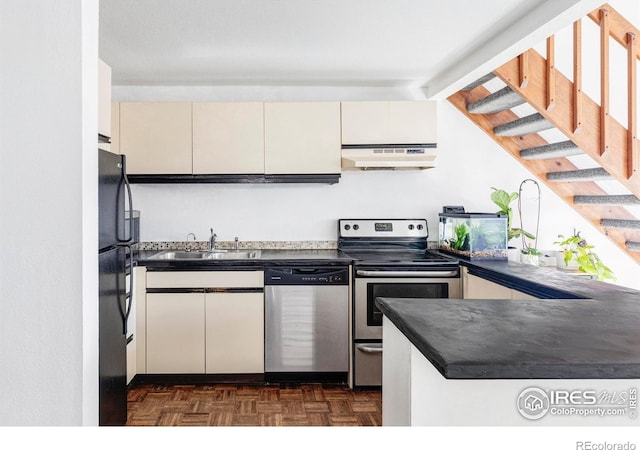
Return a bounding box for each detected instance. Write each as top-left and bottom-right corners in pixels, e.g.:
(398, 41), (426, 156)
(264, 102), (341, 174)
(98, 59), (112, 140)
(119, 102), (192, 174)
(388, 101), (437, 143)
(340, 101), (389, 145)
(111, 102), (120, 155)
(341, 101), (437, 145)
(192, 102), (264, 174)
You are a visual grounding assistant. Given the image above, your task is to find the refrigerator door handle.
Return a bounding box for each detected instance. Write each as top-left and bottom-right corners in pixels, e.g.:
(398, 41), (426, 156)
(117, 155), (134, 244)
(122, 244), (134, 335)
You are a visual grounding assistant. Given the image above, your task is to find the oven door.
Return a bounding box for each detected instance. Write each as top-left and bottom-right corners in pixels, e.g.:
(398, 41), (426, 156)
(354, 270), (461, 340)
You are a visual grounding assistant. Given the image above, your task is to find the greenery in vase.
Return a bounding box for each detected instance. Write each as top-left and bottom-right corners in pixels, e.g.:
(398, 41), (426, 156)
(521, 246), (542, 256)
(554, 232), (615, 282)
(490, 188), (536, 242)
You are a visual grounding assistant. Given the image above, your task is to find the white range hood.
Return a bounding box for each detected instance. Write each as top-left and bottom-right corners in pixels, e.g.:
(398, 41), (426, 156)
(341, 144), (437, 170)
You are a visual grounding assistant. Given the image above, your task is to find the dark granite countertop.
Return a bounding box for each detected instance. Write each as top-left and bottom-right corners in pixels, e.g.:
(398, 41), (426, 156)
(461, 259), (640, 301)
(135, 248), (352, 269)
(376, 296), (640, 379)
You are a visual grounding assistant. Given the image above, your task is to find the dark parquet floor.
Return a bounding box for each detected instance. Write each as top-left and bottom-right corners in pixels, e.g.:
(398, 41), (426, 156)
(126, 383), (382, 426)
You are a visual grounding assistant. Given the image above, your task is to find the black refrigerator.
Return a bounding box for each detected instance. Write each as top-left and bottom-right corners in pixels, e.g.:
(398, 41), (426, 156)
(98, 149), (133, 426)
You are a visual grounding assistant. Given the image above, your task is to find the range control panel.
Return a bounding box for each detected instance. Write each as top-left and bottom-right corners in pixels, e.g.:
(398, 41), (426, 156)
(339, 219), (428, 239)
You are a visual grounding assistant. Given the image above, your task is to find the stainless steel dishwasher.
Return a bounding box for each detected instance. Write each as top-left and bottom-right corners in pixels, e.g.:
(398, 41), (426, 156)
(264, 266), (349, 383)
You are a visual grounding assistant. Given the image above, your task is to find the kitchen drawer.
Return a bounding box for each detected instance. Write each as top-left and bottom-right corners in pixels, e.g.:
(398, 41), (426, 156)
(146, 270), (264, 288)
(354, 342), (382, 387)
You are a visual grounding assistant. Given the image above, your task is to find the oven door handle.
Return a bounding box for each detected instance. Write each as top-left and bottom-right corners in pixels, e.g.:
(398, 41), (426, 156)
(356, 270), (459, 278)
(356, 343), (383, 354)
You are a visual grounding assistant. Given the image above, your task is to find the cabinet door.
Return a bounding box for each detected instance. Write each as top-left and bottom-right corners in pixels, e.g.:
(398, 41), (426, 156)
(193, 102), (264, 174)
(463, 273), (512, 300)
(205, 292), (264, 374)
(264, 102), (341, 174)
(341, 101), (389, 145)
(111, 102), (120, 155)
(98, 59), (112, 139)
(146, 293), (205, 373)
(119, 102), (192, 174)
(511, 290), (538, 300)
(134, 266), (147, 374)
(389, 101), (437, 144)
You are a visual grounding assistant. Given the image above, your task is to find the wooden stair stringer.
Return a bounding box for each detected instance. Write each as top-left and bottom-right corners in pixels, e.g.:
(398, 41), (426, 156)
(448, 86), (640, 264)
(493, 48), (640, 197)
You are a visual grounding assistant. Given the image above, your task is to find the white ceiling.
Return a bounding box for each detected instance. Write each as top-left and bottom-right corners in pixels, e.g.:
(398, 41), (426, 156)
(99, 0), (597, 97)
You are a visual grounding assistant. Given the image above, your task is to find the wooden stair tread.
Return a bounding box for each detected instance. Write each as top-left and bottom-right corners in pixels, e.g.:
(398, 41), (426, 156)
(574, 195), (640, 205)
(547, 167), (612, 182)
(520, 141), (582, 160)
(493, 112), (553, 137)
(467, 86), (525, 114)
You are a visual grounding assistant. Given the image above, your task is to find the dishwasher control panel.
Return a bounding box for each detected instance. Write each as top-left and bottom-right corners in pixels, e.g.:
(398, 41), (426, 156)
(265, 267), (349, 285)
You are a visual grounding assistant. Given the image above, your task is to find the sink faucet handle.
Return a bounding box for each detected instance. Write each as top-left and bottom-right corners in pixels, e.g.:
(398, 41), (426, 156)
(234, 236), (239, 251)
(209, 228), (217, 251)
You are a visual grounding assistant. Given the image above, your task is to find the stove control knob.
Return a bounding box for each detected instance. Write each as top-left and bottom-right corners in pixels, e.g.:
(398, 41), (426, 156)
(353, 224), (360, 231)
(408, 224), (414, 230)
(344, 224), (351, 231)
(417, 224), (424, 230)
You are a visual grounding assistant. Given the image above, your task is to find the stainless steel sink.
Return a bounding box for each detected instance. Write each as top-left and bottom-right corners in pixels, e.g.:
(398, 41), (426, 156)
(149, 250), (211, 260)
(149, 249), (261, 260)
(206, 250), (261, 259)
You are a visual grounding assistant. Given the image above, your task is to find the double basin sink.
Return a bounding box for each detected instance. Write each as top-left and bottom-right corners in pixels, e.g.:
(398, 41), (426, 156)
(150, 249), (262, 260)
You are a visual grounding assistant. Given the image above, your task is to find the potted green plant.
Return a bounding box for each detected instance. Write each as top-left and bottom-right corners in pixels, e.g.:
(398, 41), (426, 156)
(554, 231), (615, 281)
(520, 246), (543, 266)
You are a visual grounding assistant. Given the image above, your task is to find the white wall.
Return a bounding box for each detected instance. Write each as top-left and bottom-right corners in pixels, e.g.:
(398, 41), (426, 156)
(0, 1), (99, 425)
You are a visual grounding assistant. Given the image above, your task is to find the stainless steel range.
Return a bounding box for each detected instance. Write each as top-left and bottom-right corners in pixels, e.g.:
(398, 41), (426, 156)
(338, 219), (461, 388)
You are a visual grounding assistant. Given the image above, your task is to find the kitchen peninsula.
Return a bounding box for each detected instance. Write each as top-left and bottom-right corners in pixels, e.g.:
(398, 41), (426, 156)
(376, 261), (640, 427)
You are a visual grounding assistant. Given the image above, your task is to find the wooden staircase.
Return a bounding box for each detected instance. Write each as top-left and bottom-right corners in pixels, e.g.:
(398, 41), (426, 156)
(448, 2), (640, 264)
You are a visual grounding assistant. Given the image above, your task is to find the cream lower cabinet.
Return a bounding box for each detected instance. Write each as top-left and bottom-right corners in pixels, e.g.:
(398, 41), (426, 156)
(205, 292), (264, 373)
(264, 102), (341, 174)
(126, 266), (147, 382)
(144, 270), (264, 374)
(146, 293), (206, 374)
(462, 268), (539, 300)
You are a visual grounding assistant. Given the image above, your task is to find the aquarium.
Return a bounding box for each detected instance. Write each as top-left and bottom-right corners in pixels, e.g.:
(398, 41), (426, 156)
(438, 213), (508, 260)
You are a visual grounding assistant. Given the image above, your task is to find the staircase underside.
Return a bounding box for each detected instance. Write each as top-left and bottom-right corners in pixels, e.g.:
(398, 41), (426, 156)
(448, 85), (640, 264)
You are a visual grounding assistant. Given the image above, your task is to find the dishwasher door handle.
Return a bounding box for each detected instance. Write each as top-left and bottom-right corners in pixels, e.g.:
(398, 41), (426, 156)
(356, 343), (383, 354)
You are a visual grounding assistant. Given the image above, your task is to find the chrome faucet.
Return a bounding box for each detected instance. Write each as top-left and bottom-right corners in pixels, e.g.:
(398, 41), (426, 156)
(185, 233), (197, 252)
(209, 228), (217, 251)
(234, 236), (239, 252)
